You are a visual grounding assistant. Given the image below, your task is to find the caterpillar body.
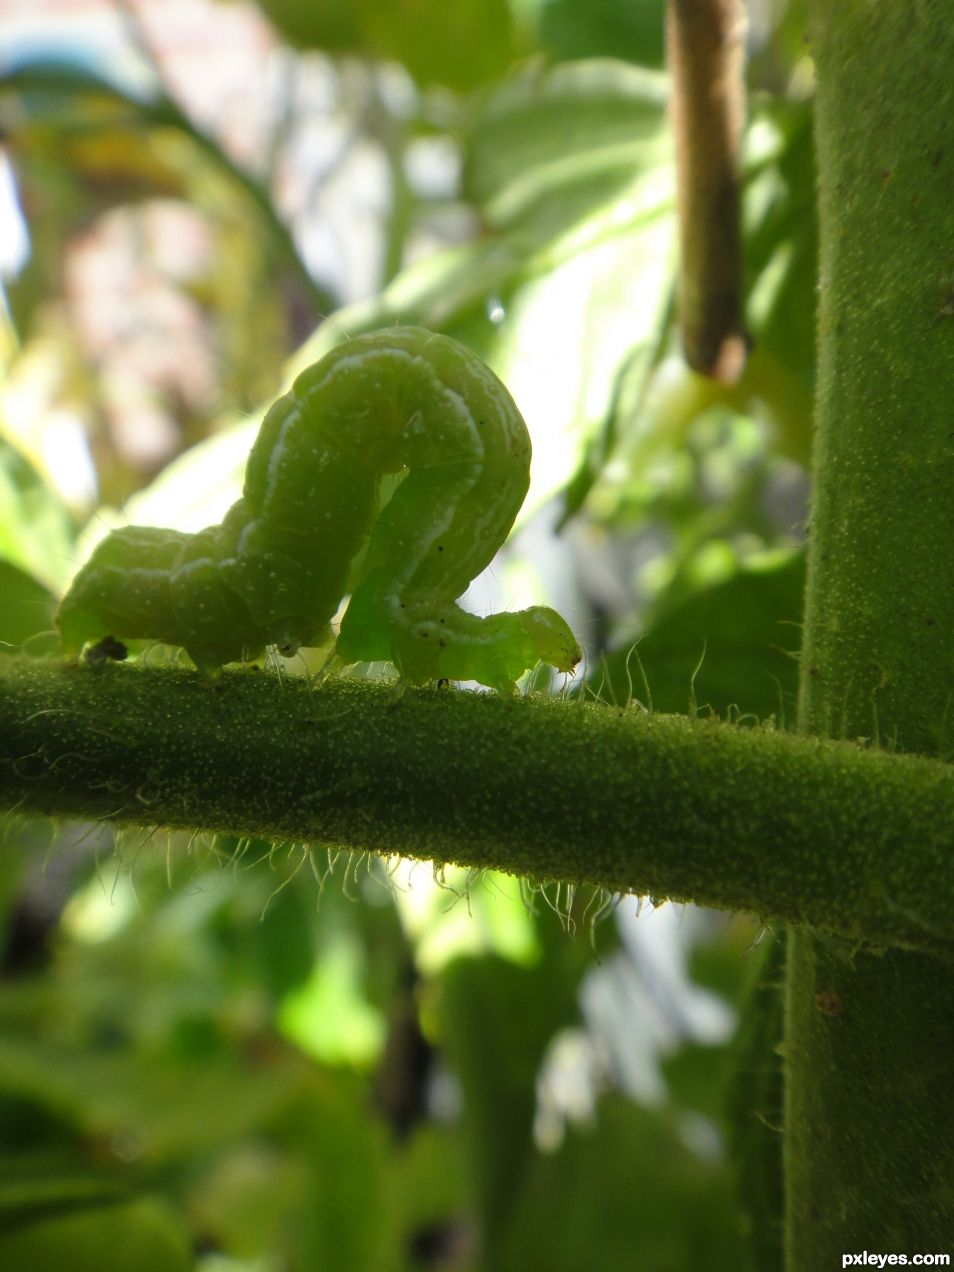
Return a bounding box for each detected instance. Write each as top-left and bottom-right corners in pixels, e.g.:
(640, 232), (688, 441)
(57, 327), (581, 694)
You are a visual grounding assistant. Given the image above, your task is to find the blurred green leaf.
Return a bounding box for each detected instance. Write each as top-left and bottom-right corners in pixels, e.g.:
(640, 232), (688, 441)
(0, 1030), (309, 1157)
(464, 58), (670, 234)
(0, 560), (56, 652)
(742, 103), (817, 462)
(391, 866), (540, 974)
(188, 1142), (305, 1261)
(500, 1095), (751, 1272)
(437, 947), (587, 1266)
(746, 105), (817, 384)
(725, 935), (786, 1271)
(391, 1123), (470, 1241)
(589, 549), (805, 721)
(256, 0), (520, 90)
(538, 0), (666, 67)
(0, 1195), (192, 1272)
(293, 59), (675, 517)
(254, 876), (317, 1003)
(0, 1170), (125, 1231)
(285, 1081), (395, 1272)
(254, 0), (361, 47)
(0, 56), (190, 206)
(0, 437), (75, 595)
(278, 930), (386, 1066)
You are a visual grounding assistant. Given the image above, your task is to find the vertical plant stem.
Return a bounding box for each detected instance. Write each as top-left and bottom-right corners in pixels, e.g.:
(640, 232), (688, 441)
(788, 2), (954, 1262)
(666, 0), (748, 381)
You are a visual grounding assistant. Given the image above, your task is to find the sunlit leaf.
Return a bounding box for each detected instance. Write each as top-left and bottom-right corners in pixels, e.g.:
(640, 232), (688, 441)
(256, 0), (520, 91)
(0, 437), (75, 594)
(291, 59), (675, 516)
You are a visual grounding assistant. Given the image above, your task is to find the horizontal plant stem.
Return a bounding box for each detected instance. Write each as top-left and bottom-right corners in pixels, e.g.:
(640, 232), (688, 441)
(2, 658), (953, 955)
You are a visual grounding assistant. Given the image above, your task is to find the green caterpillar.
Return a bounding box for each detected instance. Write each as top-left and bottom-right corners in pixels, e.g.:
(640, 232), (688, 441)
(58, 327), (581, 694)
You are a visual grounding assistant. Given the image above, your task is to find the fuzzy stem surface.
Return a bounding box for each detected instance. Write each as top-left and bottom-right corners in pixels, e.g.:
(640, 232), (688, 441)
(788, 0), (954, 1258)
(2, 658), (954, 957)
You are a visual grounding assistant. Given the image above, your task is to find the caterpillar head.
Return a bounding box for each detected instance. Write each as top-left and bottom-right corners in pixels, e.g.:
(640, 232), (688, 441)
(519, 607), (582, 676)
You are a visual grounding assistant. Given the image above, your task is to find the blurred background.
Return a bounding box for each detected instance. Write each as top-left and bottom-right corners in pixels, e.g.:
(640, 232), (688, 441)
(1, 1), (814, 1267)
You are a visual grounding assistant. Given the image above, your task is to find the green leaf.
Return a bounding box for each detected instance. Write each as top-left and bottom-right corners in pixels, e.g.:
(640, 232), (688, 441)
(745, 104), (817, 390)
(725, 935), (785, 1272)
(437, 949), (586, 1265)
(538, 0), (666, 67)
(256, 0), (520, 91)
(187, 1142), (305, 1260)
(0, 1197), (192, 1272)
(0, 1032), (308, 1158)
(254, 874), (317, 1002)
(0, 560), (56, 652)
(277, 931), (386, 1067)
(284, 1083), (395, 1272)
(500, 1095), (750, 1271)
(0, 437), (75, 595)
(0, 1171), (126, 1232)
(589, 549), (805, 721)
(291, 59), (675, 515)
(464, 59), (670, 234)
(741, 103), (817, 463)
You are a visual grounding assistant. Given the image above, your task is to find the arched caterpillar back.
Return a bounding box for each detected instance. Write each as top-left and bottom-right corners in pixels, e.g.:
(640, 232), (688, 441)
(57, 327), (581, 694)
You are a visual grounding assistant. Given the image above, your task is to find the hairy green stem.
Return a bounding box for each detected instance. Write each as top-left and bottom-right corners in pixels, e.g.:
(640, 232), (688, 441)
(788, 0), (954, 1259)
(1, 658), (953, 956)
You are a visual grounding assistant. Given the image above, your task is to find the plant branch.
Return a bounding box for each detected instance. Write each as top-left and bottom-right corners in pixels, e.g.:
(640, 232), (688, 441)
(2, 657), (953, 957)
(666, 0), (748, 381)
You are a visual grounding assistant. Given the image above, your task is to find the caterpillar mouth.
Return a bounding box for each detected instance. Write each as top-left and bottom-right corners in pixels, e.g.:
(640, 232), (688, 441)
(271, 618), (334, 661)
(271, 624), (301, 659)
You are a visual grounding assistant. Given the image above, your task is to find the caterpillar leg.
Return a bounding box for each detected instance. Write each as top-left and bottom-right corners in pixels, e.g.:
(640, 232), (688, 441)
(338, 587), (580, 694)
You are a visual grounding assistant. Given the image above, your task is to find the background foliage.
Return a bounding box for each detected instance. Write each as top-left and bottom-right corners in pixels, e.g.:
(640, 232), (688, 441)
(0, 1), (813, 1267)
